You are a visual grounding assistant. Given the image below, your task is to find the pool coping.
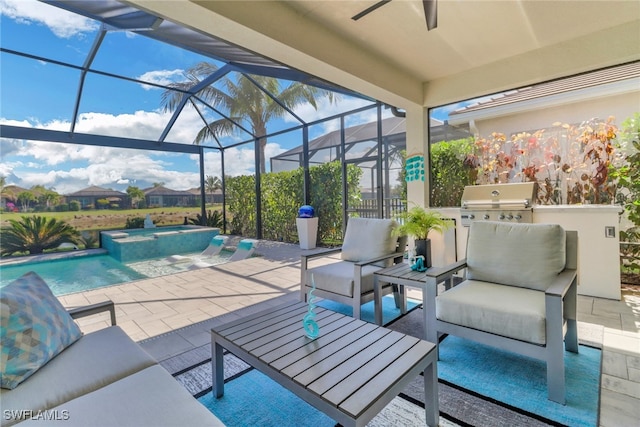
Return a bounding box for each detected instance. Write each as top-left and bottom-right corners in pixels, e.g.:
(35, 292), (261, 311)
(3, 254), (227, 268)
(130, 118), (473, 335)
(0, 248), (109, 266)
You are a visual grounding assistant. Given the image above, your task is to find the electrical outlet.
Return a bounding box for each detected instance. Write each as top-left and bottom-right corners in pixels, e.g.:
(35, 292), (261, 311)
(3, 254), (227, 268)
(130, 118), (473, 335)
(605, 226), (616, 238)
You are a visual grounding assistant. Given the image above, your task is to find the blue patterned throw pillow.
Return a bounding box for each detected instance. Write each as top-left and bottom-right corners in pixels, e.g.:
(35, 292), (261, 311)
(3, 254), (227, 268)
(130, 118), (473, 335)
(1, 271), (82, 389)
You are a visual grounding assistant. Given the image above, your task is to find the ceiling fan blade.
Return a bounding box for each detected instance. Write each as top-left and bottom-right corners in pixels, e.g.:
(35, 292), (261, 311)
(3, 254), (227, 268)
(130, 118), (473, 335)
(423, 0), (437, 30)
(352, 0), (392, 21)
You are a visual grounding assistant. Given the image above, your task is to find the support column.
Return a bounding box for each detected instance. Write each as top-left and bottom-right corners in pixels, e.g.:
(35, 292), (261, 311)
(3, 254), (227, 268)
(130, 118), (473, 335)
(404, 105), (429, 208)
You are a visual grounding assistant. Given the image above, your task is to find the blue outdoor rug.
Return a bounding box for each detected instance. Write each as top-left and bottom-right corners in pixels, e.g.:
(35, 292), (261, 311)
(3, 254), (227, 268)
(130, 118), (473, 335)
(315, 294), (421, 325)
(199, 369), (335, 427)
(437, 336), (601, 427)
(167, 299), (601, 427)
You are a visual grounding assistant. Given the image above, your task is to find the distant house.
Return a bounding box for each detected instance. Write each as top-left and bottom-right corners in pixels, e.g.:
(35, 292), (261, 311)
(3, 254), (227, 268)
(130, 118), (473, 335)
(189, 188), (223, 204)
(66, 186), (127, 209)
(144, 185), (196, 208)
(1, 185), (28, 210)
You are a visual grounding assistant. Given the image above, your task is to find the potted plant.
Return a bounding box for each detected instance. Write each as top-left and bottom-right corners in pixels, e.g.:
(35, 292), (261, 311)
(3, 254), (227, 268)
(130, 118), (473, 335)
(393, 206), (452, 267)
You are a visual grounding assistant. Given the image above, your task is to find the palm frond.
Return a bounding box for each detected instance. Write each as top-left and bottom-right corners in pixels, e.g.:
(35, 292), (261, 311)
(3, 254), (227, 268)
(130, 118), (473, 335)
(1, 216), (81, 255)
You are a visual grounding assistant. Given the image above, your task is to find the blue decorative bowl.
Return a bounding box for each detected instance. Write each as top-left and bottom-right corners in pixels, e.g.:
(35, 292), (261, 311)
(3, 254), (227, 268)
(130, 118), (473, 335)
(298, 205), (315, 218)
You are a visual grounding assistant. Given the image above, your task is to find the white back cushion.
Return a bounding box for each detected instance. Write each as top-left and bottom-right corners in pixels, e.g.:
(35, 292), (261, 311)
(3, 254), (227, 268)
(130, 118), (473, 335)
(466, 221), (566, 291)
(341, 218), (398, 263)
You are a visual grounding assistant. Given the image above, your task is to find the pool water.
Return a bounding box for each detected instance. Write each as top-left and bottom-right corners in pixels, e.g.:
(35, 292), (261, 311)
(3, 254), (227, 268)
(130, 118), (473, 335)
(0, 250), (234, 296)
(127, 250), (233, 277)
(0, 254), (146, 296)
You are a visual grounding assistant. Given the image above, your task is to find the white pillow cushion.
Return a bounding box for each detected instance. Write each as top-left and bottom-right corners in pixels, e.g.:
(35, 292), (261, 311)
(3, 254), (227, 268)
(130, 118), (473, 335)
(341, 218), (398, 263)
(436, 279), (547, 344)
(466, 221), (566, 291)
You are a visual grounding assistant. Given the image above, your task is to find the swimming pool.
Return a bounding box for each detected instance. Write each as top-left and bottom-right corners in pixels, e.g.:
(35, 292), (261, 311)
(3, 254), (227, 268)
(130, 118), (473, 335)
(0, 254), (146, 296)
(101, 225), (219, 262)
(0, 249), (234, 296)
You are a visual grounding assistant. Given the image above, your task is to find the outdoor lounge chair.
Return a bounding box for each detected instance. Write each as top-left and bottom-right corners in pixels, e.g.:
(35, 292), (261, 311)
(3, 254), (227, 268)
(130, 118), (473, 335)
(166, 235), (229, 264)
(424, 221), (579, 404)
(300, 217), (406, 320)
(187, 238), (258, 269)
(229, 238), (258, 261)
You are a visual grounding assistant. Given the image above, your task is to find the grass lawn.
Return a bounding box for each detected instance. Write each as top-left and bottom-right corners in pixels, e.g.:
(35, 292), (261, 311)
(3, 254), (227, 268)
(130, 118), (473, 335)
(1, 205), (223, 232)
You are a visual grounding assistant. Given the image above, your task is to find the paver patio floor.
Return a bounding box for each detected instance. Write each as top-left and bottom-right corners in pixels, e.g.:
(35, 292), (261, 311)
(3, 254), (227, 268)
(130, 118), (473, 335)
(57, 240), (640, 427)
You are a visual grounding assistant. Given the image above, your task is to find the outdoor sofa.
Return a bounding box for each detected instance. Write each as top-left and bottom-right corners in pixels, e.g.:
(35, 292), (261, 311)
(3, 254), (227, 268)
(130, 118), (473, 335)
(1, 272), (224, 427)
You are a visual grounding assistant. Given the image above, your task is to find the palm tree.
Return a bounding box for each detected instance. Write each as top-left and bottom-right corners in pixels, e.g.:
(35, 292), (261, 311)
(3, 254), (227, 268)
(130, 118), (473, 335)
(126, 185), (145, 208)
(16, 191), (36, 212)
(162, 62), (336, 173)
(204, 175), (221, 205)
(1, 216), (81, 255)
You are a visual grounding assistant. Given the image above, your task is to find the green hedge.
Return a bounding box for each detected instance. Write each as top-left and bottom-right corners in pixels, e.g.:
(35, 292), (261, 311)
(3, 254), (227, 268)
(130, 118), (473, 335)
(226, 161), (362, 244)
(430, 137), (476, 207)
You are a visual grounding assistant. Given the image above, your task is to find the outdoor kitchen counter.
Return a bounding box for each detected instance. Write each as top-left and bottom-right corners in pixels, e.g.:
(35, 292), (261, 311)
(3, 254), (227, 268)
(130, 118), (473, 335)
(435, 205), (622, 300)
(534, 204), (622, 300)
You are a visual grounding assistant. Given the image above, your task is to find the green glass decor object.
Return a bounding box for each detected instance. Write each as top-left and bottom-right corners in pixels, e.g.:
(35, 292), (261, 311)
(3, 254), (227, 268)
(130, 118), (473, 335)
(303, 274), (320, 339)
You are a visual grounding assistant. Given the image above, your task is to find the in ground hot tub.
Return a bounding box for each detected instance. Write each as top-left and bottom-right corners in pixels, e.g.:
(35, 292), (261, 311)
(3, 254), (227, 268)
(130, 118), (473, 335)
(101, 226), (219, 262)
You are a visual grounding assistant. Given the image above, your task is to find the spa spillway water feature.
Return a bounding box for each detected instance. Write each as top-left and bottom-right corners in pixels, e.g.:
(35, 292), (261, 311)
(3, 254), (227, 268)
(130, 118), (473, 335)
(101, 225), (220, 262)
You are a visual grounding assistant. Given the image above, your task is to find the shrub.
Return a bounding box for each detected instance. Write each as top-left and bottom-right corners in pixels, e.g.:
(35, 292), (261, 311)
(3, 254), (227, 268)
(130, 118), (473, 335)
(226, 161), (361, 244)
(125, 217), (145, 229)
(69, 200), (81, 211)
(189, 210), (225, 228)
(96, 199), (110, 209)
(0, 216), (81, 255)
(430, 138), (476, 207)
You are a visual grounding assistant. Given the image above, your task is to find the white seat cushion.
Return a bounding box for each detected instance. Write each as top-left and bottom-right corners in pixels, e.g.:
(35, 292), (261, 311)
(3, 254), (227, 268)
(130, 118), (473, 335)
(306, 261), (381, 297)
(1, 326), (157, 426)
(341, 218), (398, 267)
(16, 365), (225, 427)
(436, 280), (547, 345)
(466, 222), (566, 291)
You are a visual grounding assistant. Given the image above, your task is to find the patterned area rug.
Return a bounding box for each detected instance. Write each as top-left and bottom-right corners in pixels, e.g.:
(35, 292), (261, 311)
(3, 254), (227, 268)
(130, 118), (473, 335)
(160, 299), (601, 427)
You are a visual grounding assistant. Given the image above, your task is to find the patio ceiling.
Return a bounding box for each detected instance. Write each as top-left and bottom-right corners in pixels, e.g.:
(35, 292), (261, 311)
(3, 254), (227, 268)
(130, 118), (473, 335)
(132, 0), (640, 109)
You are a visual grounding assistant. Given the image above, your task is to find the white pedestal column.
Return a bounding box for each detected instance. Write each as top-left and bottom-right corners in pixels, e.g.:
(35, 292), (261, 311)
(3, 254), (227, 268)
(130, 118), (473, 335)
(296, 217), (319, 249)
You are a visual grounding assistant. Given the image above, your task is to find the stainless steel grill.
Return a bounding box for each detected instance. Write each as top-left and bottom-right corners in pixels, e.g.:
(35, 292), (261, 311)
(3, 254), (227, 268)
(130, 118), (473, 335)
(460, 182), (538, 227)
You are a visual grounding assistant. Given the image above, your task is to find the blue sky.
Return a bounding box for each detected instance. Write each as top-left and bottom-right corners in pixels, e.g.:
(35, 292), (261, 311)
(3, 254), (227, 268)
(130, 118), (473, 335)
(0, 0), (458, 195)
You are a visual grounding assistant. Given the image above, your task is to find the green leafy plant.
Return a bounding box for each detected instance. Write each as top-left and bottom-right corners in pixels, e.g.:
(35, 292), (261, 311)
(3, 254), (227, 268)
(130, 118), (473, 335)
(162, 63), (336, 173)
(189, 210), (224, 228)
(69, 200), (81, 211)
(610, 113), (640, 282)
(392, 206), (452, 240)
(125, 217), (145, 229)
(430, 138), (475, 207)
(611, 113), (640, 226)
(619, 227), (640, 276)
(225, 161), (361, 244)
(0, 215), (81, 255)
(80, 231), (99, 249)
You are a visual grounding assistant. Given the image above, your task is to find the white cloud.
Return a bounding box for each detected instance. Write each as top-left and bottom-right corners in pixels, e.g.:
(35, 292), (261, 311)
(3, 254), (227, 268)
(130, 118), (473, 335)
(11, 143), (204, 194)
(0, 108), (269, 193)
(0, 0), (98, 38)
(137, 69), (184, 90)
(289, 96), (373, 126)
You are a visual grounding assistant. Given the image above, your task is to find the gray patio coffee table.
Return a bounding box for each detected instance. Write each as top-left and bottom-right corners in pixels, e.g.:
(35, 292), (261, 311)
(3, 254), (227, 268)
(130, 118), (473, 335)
(211, 300), (439, 427)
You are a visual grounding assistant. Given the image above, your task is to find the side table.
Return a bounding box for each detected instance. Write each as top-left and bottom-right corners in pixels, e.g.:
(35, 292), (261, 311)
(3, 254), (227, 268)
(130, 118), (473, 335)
(374, 262), (459, 340)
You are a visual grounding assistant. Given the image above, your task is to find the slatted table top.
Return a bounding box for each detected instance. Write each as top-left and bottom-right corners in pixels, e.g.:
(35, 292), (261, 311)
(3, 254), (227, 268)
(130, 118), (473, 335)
(211, 300), (437, 427)
(374, 262), (432, 282)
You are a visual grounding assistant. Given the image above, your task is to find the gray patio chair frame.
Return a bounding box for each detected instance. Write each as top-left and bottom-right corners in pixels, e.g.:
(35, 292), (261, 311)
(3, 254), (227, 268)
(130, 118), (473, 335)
(424, 227), (578, 404)
(300, 234), (407, 320)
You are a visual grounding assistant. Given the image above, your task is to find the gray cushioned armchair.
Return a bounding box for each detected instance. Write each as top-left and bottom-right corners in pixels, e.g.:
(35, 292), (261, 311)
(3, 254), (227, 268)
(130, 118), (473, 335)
(300, 217), (406, 320)
(424, 221), (578, 404)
